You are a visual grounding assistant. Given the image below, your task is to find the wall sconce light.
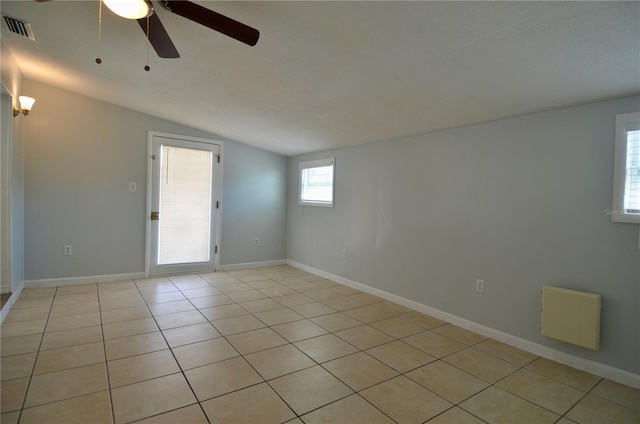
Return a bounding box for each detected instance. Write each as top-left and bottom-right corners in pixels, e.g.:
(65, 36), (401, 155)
(13, 96), (36, 117)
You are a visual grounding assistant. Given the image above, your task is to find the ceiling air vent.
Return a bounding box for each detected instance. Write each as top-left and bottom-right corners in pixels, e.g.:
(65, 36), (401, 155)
(2, 14), (36, 41)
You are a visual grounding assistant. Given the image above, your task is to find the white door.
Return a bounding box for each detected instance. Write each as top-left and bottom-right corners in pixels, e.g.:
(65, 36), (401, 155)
(148, 134), (221, 276)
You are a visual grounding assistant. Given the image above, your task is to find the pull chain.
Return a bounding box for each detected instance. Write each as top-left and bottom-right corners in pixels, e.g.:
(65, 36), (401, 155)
(144, 13), (150, 71)
(96, 0), (103, 64)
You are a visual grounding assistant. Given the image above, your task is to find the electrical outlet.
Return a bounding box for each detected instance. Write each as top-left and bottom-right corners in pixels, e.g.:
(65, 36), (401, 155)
(64, 245), (72, 256)
(254, 238), (260, 246)
(475, 279), (484, 293)
(341, 248), (347, 259)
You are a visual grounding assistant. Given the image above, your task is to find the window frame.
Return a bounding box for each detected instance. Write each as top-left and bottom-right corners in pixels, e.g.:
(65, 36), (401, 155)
(299, 157), (335, 207)
(611, 112), (640, 223)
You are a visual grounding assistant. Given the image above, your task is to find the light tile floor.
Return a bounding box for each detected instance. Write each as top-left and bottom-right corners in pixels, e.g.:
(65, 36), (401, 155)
(1, 265), (639, 424)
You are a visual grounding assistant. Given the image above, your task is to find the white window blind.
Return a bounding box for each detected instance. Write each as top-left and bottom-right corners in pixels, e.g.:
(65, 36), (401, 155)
(612, 112), (640, 223)
(299, 158), (335, 207)
(624, 129), (640, 213)
(158, 146), (213, 264)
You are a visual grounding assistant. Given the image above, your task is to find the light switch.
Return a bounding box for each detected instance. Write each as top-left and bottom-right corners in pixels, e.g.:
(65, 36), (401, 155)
(128, 182), (137, 192)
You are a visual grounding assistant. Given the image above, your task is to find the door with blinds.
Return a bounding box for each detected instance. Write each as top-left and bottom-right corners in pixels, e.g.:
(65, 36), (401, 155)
(148, 133), (221, 276)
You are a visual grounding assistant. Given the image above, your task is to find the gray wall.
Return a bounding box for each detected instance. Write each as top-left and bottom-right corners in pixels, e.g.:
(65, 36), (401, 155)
(23, 80), (287, 280)
(287, 96), (640, 375)
(220, 140), (287, 266)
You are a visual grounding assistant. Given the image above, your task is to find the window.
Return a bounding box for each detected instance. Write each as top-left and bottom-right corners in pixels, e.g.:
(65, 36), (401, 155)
(611, 112), (640, 223)
(299, 158), (335, 207)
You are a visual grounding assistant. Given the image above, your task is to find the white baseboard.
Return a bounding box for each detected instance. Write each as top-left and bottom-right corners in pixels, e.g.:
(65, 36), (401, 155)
(218, 259), (287, 272)
(0, 281), (25, 325)
(287, 260), (640, 389)
(19, 261), (288, 288)
(24, 272), (147, 288)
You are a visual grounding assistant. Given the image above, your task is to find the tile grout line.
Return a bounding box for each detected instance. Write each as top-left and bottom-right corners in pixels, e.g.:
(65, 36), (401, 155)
(4, 287), (107, 420)
(237, 277), (442, 422)
(193, 271), (305, 423)
(8, 279), (472, 422)
(133, 274), (213, 424)
(0, 290), (520, 422)
(450, 351), (584, 422)
(128, 274), (520, 423)
(311, 353), (401, 423)
(143, 272), (306, 421)
(6, 267), (634, 424)
(14, 285), (58, 423)
(196, 269), (362, 422)
(318, 319), (470, 423)
(435, 341), (548, 421)
(206, 268), (626, 422)
(367, 319), (587, 422)
(559, 376), (605, 422)
(97, 282), (118, 424)
(319, 315), (539, 423)
(302, 272), (628, 422)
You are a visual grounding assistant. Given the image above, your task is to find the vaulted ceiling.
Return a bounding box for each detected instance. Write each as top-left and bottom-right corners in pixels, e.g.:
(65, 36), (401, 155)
(1, 1), (639, 156)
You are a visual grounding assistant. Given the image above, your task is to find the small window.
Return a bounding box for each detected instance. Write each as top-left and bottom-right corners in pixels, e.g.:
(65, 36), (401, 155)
(611, 112), (640, 223)
(299, 158), (335, 207)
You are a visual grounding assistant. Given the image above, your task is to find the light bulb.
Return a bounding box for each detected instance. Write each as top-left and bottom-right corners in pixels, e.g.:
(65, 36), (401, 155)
(103, 0), (150, 20)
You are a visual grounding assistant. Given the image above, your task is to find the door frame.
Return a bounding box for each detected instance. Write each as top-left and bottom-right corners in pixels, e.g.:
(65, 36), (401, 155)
(1, 87), (14, 294)
(145, 131), (224, 277)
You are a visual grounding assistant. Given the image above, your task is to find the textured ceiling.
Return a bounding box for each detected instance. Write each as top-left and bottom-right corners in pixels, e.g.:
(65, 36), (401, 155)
(1, 1), (639, 156)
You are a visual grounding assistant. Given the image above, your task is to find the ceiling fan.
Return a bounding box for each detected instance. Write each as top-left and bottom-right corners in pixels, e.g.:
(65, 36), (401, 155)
(35, 0), (260, 59)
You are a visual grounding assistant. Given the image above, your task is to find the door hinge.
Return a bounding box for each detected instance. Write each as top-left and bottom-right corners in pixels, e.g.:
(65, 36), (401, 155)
(215, 245), (218, 254)
(217, 154), (221, 163)
(216, 201), (219, 209)
(151, 154), (156, 160)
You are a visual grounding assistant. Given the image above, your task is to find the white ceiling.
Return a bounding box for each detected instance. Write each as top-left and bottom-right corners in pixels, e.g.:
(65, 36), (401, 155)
(1, 1), (639, 156)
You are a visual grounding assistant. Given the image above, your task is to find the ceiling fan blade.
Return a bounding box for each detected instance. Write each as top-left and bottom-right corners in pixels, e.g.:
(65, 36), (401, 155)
(137, 12), (180, 58)
(162, 1), (259, 46)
